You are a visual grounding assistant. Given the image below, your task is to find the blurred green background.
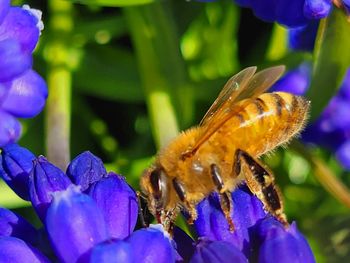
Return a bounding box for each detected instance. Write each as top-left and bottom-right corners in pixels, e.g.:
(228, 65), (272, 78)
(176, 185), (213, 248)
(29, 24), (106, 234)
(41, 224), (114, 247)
(1, 0), (350, 262)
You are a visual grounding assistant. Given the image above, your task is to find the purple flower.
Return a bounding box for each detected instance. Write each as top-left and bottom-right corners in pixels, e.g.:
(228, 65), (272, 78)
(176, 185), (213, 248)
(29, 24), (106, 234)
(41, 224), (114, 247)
(250, 217), (315, 263)
(190, 239), (248, 263)
(29, 156), (72, 221)
(88, 172), (138, 239)
(0, 146), (178, 262)
(288, 20), (319, 51)
(126, 225), (176, 263)
(46, 186), (109, 263)
(0, 143), (35, 200)
(89, 240), (135, 263)
(192, 185), (315, 262)
(0, 146), (313, 262)
(66, 151), (106, 192)
(0, 236), (50, 263)
(0, 2), (46, 147)
(234, 0), (331, 27)
(271, 63), (311, 95)
(194, 186), (266, 255)
(0, 207), (39, 246)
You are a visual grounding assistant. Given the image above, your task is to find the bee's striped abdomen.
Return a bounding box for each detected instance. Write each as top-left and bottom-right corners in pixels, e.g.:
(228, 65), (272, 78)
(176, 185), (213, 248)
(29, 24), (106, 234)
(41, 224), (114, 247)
(216, 91), (310, 157)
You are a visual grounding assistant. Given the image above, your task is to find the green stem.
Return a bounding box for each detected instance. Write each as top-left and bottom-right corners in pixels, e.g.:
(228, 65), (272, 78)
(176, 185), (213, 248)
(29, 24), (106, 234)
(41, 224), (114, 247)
(45, 0), (73, 169)
(124, 3), (188, 149)
(307, 8), (350, 120)
(292, 141), (350, 209)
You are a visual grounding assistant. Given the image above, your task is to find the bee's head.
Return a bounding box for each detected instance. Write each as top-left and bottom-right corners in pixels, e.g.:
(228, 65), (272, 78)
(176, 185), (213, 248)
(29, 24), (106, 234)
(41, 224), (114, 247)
(140, 165), (169, 222)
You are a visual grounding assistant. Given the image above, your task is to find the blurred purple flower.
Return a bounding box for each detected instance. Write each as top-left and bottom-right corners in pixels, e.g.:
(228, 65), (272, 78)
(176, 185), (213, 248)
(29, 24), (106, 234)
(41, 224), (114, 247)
(0, 2), (47, 147)
(271, 63), (311, 95)
(288, 20), (319, 51)
(234, 0), (331, 27)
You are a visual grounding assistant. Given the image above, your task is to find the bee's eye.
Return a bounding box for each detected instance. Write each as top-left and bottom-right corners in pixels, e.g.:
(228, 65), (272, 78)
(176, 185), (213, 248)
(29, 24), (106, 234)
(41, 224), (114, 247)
(150, 169), (162, 199)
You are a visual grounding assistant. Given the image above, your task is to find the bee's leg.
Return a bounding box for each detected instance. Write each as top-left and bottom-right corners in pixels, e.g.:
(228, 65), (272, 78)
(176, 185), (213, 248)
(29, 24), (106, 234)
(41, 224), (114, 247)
(172, 178), (197, 225)
(136, 191), (149, 228)
(210, 164), (235, 232)
(234, 149), (288, 226)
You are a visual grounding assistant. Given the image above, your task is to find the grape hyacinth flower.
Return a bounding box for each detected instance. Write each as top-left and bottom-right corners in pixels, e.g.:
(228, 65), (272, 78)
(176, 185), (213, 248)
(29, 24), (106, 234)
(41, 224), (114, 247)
(0, 144), (315, 262)
(192, 187), (315, 262)
(0, 1), (47, 147)
(234, 0), (332, 27)
(0, 145), (176, 262)
(288, 20), (319, 52)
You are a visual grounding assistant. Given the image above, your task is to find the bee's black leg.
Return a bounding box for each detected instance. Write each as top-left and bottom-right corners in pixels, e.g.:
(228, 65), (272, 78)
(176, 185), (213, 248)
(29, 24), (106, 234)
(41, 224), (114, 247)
(234, 149), (288, 226)
(210, 164), (235, 232)
(172, 178), (197, 225)
(136, 191), (149, 228)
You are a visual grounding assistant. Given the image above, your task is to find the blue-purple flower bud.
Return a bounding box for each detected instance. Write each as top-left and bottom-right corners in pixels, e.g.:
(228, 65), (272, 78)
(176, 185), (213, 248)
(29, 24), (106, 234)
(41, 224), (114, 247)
(0, 111), (21, 149)
(126, 224), (176, 263)
(88, 172), (138, 239)
(0, 143), (35, 200)
(0, 207), (39, 246)
(250, 217), (315, 263)
(190, 239), (248, 263)
(0, 6), (42, 55)
(0, 39), (32, 82)
(89, 240), (134, 263)
(0, 236), (50, 263)
(303, 0), (332, 19)
(1, 70), (48, 118)
(66, 151), (106, 192)
(194, 186), (266, 256)
(46, 186), (109, 263)
(29, 156), (72, 220)
(0, 4), (45, 147)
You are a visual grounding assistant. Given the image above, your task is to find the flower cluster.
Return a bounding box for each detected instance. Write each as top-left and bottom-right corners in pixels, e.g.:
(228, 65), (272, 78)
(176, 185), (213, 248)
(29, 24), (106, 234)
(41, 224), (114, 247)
(0, 144), (175, 262)
(272, 63), (350, 169)
(0, 144), (315, 262)
(0, 1), (47, 147)
(235, 0), (332, 27)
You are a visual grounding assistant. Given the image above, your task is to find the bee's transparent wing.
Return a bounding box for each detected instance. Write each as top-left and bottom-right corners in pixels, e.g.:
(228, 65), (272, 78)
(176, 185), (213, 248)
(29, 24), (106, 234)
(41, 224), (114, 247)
(200, 66), (257, 126)
(186, 66), (285, 156)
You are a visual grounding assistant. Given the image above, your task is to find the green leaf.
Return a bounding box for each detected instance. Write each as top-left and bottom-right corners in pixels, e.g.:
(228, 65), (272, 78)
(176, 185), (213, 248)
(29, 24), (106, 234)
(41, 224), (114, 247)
(74, 45), (144, 102)
(307, 8), (350, 120)
(71, 0), (158, 7)
(181, 1), (239, 81)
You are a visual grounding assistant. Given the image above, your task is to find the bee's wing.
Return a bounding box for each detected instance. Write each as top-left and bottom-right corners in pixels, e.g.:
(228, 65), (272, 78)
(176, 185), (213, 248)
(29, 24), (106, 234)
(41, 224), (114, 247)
(200, 66), (257, 126)
(187, 66), (285, 155)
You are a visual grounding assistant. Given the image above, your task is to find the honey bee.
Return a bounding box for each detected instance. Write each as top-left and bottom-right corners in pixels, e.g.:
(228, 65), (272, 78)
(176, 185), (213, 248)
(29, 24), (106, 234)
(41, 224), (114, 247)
(140, 66), (310, 232)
